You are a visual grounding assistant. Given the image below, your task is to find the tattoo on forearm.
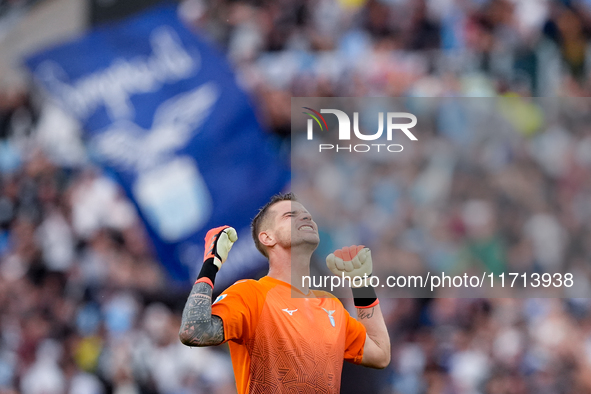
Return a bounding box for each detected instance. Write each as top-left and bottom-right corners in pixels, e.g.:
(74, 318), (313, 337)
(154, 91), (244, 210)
(357, 307), (375, 320)
(179, 283), (224, 346)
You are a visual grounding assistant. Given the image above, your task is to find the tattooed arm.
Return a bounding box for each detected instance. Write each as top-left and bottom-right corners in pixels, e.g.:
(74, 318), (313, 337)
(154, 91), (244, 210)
(178, 282), (224, 347)
(357, 305), (391, 369)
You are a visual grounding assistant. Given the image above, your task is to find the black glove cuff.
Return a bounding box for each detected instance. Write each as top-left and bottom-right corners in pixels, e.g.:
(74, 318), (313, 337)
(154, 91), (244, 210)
(352, 285), (378, 308)
(196, 257), (219, 286)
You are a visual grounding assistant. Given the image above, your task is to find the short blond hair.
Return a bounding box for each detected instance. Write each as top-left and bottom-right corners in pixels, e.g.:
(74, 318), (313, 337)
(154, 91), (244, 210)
(251, 192), (296, 258)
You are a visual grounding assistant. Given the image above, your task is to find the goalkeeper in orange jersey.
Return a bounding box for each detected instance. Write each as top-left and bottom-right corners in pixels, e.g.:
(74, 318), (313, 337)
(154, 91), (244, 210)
(179, 192), (390, 394)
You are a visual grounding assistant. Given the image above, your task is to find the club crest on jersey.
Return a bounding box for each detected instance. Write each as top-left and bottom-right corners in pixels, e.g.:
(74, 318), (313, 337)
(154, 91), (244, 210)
(213, 294), (227, 305)
(322, 308), (336, 327)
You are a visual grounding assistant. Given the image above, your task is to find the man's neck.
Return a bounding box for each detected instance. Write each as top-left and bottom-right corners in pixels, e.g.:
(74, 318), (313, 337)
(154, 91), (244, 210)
(267, 247), (312, 294)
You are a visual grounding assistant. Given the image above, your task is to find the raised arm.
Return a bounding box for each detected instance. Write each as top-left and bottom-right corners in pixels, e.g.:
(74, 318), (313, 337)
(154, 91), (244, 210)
(356, 302), (391, 369)
(326, 245), (391, 369)
(179, 226), (237, 347)
(179, 282), (224, 346)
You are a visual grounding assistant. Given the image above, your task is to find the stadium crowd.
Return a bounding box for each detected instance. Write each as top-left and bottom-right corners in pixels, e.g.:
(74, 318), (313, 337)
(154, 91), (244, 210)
(1, 0), (591, 393)
(0, 98), (235, 393)
(292, 96), (591, 392)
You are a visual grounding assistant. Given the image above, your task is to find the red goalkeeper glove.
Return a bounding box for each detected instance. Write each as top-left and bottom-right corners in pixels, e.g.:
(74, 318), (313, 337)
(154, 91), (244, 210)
(196, 226), (238, 287)
(326, 245), (378, 308)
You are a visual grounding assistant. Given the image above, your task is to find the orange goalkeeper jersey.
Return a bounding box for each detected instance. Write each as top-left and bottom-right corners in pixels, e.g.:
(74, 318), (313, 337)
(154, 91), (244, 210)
(211, 276), (367, 394)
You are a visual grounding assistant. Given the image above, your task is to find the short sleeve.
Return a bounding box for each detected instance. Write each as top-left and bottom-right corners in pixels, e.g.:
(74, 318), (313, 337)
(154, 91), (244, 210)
(343, 310), (367, 364)
(211, 280), (260, 344)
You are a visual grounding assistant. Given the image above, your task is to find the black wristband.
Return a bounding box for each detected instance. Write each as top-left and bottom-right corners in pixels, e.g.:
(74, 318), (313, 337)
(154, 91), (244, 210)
(196, 257), (219, 286)
(352, 285), (378, 308)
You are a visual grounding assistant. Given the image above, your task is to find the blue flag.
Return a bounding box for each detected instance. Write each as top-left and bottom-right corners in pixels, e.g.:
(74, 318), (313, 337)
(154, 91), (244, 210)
(26, 5), (289, 284)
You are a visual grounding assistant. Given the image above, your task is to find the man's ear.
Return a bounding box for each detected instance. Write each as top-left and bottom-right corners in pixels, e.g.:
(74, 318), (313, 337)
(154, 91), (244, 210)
(259, 230), (276, 249)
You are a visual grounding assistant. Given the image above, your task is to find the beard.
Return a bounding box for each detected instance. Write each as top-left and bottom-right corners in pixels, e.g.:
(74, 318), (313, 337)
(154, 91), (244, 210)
(289, 230), (320, 252)
(272, 225), (320, 253)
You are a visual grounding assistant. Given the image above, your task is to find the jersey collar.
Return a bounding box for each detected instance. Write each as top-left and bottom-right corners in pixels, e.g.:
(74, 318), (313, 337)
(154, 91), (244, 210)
(260, 276), (314, 297)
